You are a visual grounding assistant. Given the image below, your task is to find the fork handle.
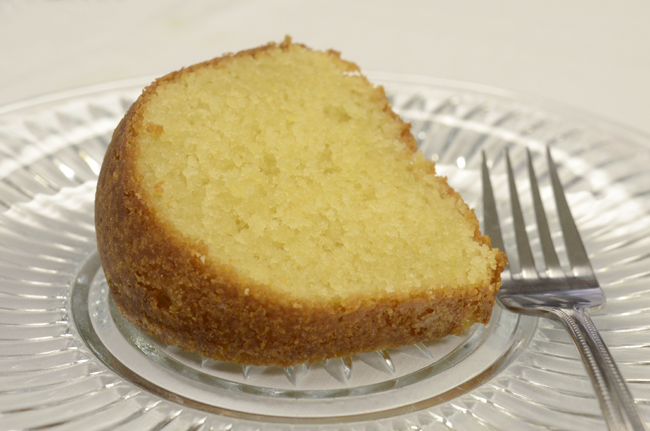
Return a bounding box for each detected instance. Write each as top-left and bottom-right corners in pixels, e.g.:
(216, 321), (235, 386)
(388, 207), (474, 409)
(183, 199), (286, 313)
(549, 307), (648, 431)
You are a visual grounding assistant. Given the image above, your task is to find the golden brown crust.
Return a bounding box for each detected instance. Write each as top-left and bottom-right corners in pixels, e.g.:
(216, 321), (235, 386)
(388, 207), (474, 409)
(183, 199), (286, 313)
(95, 38), (506, 367)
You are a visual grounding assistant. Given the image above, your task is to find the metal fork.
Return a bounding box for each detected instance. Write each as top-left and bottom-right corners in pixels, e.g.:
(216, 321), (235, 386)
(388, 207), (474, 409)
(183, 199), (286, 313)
(482, 147), (648, 431)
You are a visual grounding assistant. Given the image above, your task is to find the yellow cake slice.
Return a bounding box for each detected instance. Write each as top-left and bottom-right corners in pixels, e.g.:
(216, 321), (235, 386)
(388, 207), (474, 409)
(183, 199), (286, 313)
(95, 37), (506, 367)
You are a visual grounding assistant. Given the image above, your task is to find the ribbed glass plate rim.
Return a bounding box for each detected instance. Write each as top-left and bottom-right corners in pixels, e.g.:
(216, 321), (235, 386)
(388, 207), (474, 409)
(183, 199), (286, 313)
(370, 71), (650, 147)
(4, 72), (650, 145)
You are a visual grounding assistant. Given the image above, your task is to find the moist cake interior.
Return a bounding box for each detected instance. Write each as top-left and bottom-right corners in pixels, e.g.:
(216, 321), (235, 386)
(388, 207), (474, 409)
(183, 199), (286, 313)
(135, 44), (498, 304)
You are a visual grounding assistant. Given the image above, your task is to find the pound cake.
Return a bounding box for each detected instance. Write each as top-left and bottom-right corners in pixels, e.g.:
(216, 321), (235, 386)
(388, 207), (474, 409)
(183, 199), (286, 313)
(95, 37), (506, 367)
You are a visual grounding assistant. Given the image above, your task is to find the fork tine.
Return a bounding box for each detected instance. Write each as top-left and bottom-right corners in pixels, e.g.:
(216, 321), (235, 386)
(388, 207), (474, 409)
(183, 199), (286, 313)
(506, 149), (538, 278)
(481, 151), (506, 253)
(547, 148), (595, 276)
(526, 148), (563, 276)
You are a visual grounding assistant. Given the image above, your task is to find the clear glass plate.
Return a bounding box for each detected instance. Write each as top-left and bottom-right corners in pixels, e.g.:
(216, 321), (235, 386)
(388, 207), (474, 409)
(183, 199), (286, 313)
(1, 73), (649, 431)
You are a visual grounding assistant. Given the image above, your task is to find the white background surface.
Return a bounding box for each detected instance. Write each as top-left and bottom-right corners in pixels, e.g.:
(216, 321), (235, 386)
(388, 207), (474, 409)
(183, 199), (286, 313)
(2, 0), (650, 135)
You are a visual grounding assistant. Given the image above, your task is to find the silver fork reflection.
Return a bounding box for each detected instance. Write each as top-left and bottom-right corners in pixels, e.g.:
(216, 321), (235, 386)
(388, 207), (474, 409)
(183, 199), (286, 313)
(482, 147), (647, 431)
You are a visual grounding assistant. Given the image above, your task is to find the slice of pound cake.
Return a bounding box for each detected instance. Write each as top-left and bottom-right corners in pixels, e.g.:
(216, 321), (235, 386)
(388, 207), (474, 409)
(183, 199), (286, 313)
(95, 37), (506, 367)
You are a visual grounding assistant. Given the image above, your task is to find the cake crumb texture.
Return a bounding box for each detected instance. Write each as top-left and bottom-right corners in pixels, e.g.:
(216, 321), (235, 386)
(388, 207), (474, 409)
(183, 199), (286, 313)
(95, 37), (506, 367)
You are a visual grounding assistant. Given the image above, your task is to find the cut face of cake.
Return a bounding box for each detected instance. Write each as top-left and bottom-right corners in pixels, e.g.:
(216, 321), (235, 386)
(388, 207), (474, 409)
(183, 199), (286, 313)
(95, 37), (506, 367)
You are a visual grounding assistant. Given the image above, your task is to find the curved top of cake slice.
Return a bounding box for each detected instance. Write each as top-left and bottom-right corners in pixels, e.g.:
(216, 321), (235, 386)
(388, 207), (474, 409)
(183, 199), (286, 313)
(121, 37), (500, 307)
